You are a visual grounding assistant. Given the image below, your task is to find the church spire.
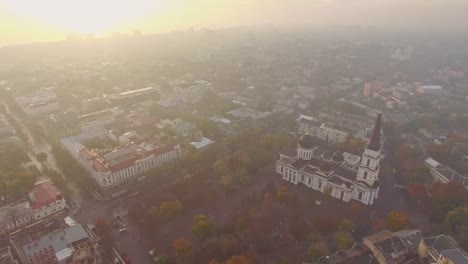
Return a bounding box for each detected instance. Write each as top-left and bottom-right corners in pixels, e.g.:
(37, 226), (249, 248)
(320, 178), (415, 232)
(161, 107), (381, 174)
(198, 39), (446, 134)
(367, 112), (382, 151)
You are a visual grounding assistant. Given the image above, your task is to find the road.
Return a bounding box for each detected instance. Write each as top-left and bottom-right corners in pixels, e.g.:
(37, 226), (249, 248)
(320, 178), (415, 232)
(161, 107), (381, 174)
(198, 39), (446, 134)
(74, 196), (154, 264)
(3, 102), (84, 203)
(3, 103), (154, 263)
(375, 131), (429, 230)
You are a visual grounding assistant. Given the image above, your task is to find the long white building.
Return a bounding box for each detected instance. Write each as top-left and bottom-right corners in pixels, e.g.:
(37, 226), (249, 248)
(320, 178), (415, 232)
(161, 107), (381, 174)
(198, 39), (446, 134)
(297, 114), (350, 144)
(68, 140), (182, 196)
(277, 113), (384, 205)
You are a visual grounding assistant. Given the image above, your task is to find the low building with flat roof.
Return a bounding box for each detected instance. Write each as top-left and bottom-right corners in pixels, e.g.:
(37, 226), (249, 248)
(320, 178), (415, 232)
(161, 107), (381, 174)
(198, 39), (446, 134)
(424, 157), (468, 188)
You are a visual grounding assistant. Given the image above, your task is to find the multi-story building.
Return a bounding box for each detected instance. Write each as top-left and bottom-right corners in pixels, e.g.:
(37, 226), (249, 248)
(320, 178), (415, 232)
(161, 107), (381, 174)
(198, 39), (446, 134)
(28, 179), (66, 220)
(316, 108), (371, 132)
(66, 141), (182, 197)
(297, 115), (350, 144)
(277, 113), (383, 205)
(0, 201), (34, 232)
(10, 222), (92, 264)
(417, 85), (443, 95)
(418, 234), (468, 264)
(363, 229), (423, 264)
(174, 80), (211, 104)
(77, 108), (118, 139)
(108, 87), (159, 104)
(44, 110), (80, 143)
(424, 158), (468, 188)
(15, 91), (60, 117)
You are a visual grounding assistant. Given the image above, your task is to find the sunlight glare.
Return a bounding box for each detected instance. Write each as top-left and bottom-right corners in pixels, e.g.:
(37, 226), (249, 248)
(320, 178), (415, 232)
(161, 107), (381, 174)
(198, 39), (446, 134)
(3, 0), (164, 35)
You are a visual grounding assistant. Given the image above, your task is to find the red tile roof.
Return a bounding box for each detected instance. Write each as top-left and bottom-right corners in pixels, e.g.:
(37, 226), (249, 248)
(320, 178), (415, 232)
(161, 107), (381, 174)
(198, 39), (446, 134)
(108, 143), (177, 173)
(29, 179), (63, 210)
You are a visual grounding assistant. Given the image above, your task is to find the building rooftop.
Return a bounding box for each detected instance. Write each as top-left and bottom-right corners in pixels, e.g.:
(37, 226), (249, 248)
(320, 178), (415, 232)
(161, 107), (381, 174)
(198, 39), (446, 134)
(21, 224), (89, 261)
(190, 137), (214, 149)
(28, 179), (63, 210)
(422, 235), (468, 264)
(0, 200), (31, 222)
(80, 141), (179, 174)
(424, 158), (468, 186)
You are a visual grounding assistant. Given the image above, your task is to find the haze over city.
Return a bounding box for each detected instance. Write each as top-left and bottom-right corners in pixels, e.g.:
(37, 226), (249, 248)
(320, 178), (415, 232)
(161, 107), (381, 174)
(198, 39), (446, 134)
(1, 1), (468, 264)
(2, 0), (468, 44)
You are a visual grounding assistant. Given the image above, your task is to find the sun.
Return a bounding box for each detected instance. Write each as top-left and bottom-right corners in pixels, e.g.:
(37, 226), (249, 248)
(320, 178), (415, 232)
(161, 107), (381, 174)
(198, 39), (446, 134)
(3, 0), (161, 36)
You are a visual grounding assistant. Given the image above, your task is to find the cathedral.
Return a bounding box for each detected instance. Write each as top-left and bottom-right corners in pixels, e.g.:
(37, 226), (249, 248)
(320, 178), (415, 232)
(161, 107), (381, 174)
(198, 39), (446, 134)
(276, 113), (383, 205)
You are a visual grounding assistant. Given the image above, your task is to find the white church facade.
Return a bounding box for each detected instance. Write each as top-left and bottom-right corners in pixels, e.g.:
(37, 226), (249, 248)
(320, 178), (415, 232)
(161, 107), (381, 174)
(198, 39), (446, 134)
(276, 113), (383, 205)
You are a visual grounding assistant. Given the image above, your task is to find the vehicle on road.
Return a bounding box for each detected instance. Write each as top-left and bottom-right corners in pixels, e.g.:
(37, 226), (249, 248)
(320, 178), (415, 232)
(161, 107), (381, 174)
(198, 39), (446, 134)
(119, 228), (127, 233)
(148, 249), (159, 263)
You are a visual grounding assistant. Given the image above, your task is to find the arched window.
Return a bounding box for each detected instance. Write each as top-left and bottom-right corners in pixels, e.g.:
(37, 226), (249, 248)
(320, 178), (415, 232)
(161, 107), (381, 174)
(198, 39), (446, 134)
(366, 159), (370, 166)
(364, 171), (368, 179)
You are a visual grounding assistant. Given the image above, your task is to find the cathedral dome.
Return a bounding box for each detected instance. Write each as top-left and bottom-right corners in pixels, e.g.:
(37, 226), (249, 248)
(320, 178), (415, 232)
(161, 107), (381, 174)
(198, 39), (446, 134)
(299, 134), (314, 149)
(332, 151), (344, 162)
(320, 161), (333, 172)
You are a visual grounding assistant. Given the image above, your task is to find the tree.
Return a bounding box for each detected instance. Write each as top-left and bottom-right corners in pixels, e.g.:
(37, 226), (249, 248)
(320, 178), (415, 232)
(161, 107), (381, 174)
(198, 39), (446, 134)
(314, 215), (340, 234)
(445, 207), (468, 231)
(35, 152), (48, 163)
(429, 182), (468, 218)
(83, 137), (106, 149)
(276, 185), (289, 202)
(95, 218), (115, 262)
(386, 211), (409, 231)
(224, 255), (251, 264)
(263, 192), (274, 209)
(308, 242), (329, 261)
(349, 200), (362, 216)
(407, 183), (427, 207)
(212, 160), (228, 176)
(335, 232), (353, 249)
(159, 200), (184, 221)
(340, 218), (355, 233)
(371, 217), (387, 232)
(172, 238), (191, 258)
(192, 215), (215, 240)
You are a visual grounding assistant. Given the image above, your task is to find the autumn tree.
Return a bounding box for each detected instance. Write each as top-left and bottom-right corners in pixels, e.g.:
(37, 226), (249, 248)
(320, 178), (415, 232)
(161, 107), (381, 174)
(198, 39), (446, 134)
(308, 242), (329, 261)
(212, 160), (228, 176)
(348, 200), (362, 216)
(371, 217), (387, 232)
(335, 232), (354, 249)
(314, 215), (340, 234)
(445, 207), (468, 231)
(172, 238), (192, 259)
(224, 255), (251, 264)
(263, 192), (274, 209)
(340, 218), (356, 233)
(386, 211), (409, 231)
(159, 200), (184, 221)
(276, 185), (290, 202)
(407, 183), (427, 207)
(429, 182), (468, 220)
(192, 214), (215, 240)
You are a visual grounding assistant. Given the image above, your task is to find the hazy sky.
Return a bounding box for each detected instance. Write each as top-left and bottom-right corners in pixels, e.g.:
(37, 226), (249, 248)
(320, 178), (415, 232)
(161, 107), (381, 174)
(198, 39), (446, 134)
(1, 0), (467, 44)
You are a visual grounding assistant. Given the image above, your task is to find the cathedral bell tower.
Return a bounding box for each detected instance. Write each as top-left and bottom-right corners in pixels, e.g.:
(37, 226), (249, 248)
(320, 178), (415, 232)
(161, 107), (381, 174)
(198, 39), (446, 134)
(356, 112), (382, 187)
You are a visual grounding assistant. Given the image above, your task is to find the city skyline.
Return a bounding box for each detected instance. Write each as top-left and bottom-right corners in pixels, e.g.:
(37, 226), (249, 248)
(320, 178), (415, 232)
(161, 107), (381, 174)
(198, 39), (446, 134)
(2, 0), (468, 45)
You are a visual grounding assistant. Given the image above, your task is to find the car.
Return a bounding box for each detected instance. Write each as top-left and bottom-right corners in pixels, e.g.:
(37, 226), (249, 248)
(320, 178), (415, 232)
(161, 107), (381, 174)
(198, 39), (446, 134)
(119, 228), (127, 233)
(148, 249), (158, 263)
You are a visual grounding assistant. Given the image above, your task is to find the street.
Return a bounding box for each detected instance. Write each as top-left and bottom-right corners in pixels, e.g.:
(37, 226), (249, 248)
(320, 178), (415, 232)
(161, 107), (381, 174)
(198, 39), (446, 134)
(3, 103), (154, 264)
(3, 102), (84, 203)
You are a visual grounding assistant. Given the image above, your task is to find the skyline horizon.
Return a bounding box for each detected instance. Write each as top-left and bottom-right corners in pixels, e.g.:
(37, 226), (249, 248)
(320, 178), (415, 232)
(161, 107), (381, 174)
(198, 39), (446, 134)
(2, 0), (468, 45)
